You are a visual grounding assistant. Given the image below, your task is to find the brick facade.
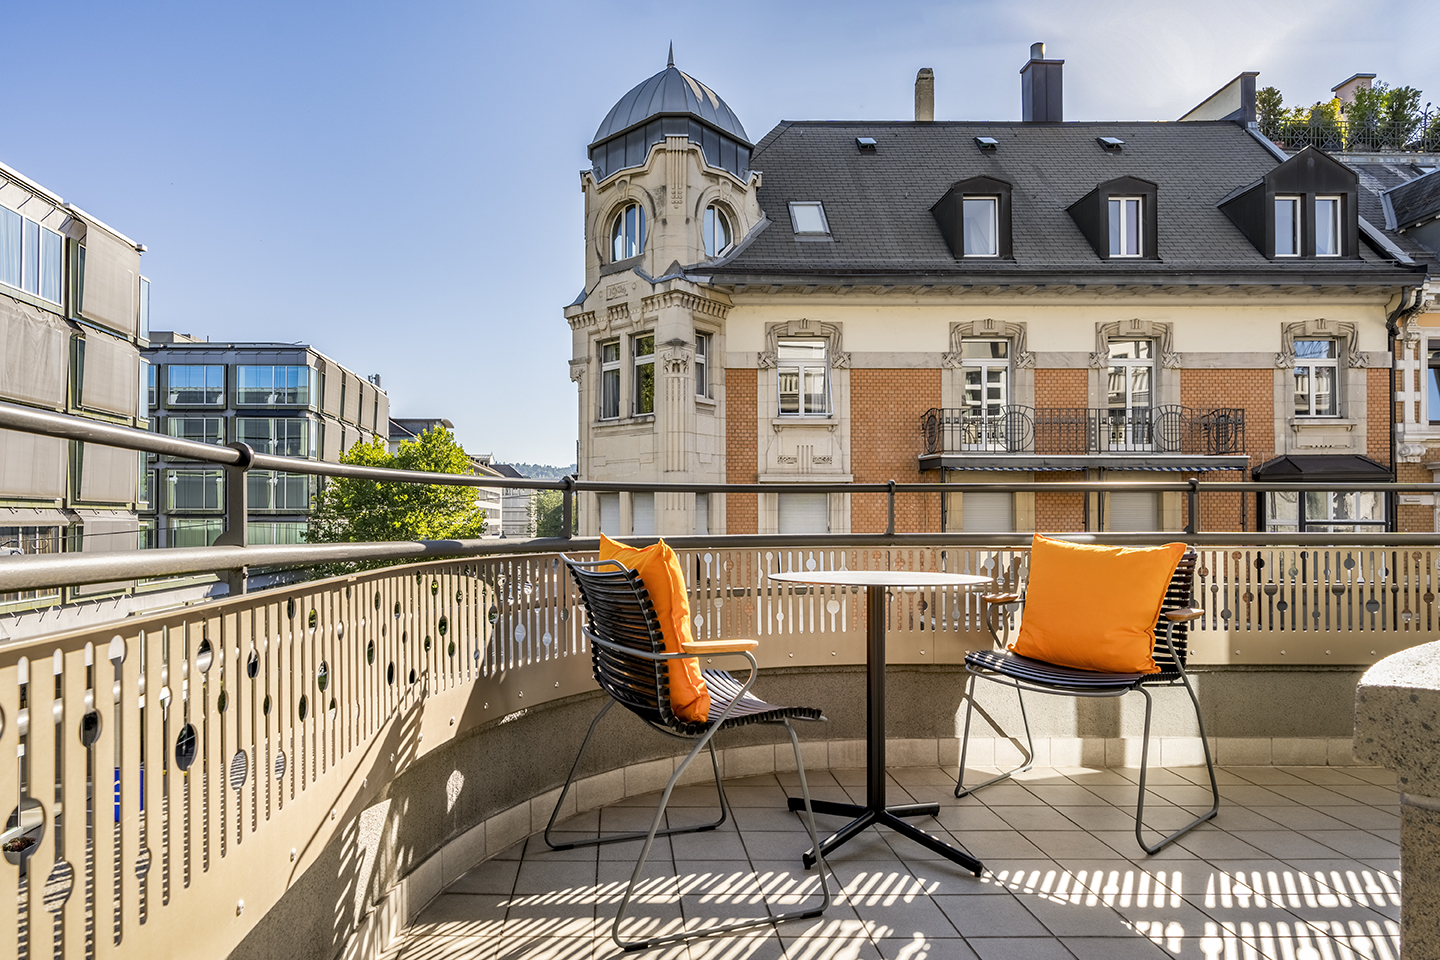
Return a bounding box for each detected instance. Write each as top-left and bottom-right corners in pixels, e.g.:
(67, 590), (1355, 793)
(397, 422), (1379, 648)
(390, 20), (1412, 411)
(1180, 368), (1276, 532)
(1033, 369), (1089, 532)
(724, 368), (757, 533)
(1368, 366), (1391, 466)
(849, 368), (941, 533)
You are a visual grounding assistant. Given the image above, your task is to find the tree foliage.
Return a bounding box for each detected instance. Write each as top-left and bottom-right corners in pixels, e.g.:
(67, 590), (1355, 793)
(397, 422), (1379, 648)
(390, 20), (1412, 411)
(531, 489), (573, 538)
(307, 427), (486, 572)
(1257, 80), (1429, 151)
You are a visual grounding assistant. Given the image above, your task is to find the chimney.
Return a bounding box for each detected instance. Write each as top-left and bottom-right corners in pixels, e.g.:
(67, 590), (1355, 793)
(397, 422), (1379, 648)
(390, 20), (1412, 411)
(1020, 41), (1063, 123)
(915, 68), (934, 122)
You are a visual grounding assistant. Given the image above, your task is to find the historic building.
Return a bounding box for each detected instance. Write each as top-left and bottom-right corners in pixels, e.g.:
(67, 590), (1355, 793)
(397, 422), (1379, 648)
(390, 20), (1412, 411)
(565, 46), (1427, 537)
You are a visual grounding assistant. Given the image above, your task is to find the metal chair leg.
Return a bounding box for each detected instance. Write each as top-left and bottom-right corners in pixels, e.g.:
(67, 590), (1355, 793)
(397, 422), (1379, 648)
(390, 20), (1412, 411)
(1133, 676), (1219, 855)
(544, 700), (729, 851)
(612, 720), (830, 951)
(956, 674), (1036, 799)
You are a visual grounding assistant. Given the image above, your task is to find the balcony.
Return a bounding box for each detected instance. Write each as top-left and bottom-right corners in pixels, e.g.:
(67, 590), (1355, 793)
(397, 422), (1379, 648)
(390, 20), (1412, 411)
(920, 405), (1247, 472)
(0, 399), (1430, 960)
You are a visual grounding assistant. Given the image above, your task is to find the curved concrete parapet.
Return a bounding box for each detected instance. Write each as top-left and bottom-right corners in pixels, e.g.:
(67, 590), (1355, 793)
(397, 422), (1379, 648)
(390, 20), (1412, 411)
(1356, 639), (1440, 958)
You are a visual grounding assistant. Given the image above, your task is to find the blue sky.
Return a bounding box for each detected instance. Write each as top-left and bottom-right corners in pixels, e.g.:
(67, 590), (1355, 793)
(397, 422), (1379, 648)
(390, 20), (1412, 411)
(5, 0), (1437, 464)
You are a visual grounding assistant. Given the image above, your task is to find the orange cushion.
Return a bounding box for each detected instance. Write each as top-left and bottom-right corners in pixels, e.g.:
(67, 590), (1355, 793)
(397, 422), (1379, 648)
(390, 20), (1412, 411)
(598, 535), (711, 722)
(1009, 534), (1187, 675)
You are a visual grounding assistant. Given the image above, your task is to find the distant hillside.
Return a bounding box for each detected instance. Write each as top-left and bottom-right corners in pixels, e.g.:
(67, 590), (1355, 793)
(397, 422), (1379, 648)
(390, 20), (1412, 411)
(503, 463), (577, 480)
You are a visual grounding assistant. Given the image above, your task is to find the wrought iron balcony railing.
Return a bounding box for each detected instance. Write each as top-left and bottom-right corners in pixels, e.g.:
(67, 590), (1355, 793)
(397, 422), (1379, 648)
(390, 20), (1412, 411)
(1258, 108), (1440, 154)
(920, 405), (1246, 457)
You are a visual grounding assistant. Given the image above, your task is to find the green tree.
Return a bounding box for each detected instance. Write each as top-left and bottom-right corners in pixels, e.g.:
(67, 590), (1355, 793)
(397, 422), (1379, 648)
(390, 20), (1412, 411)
(1256, 86), (1286, 137)
(1346, 82), (1423, 149)
(307, 427), (486, 573)
(531, 489), (574, 538)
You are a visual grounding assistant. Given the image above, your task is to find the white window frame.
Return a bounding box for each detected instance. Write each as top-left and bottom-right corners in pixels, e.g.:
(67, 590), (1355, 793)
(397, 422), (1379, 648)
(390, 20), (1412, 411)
(1293, 339), (1339, 417)
(961, 197), (999, 257)
(1315, 196), (1341, 257)
(695, 332), (711, 399)
(776, 338), (830, 417)
(788, 201), (831, 237)
(598, 339), (621, 420)
(959, 339), (1010, 450)
(0, 204), (64, 305)
(611, 202), (645, 261)
(1275, 196), (1301, 257)
(632, 332), (655, 416)
(1108, 196), (1143, 257)
(1104, 340), (1155, 450)
(703, 204), (732, 258)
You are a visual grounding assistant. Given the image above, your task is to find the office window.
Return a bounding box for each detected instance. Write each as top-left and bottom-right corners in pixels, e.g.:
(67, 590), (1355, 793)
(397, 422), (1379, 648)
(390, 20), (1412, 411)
(695, 333), (711, 398)
(139, 277), (151, 339)
(0, 526), (62, 605)
(962, 198), (999, 256)
(777, 339), (829, 416)
(236, 365), (310, 405)
(247, 471), (312, 512)
(599, 339), (620, 419)
(960, 340), (1009, 450)
(1267, 490), (1383, 533)
(703, 204), (732, 258)
(146, 362), (157, 414)
(1316, 197), (1341, 257)
(633, 334), (655, 415)
(166, 469), (225, 511)
(167, 416), (224, 446)
(0, 205), (63, 304)
(168, 518), (223, 548)
(246, 521), (308, 545)
(611, 202), (646, 261)
(1108, 197), (1142, 257)
(236, 417), (313, 457)
(1293, 340), (1338, 416)
(168, 365), (225, 405)
(1104, 340), (1154, 450)
(1275, 197), (1300, 257)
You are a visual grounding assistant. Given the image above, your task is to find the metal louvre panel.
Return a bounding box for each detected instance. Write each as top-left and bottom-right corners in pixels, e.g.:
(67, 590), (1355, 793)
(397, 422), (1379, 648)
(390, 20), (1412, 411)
(0, 305), (67, 407)
(778, 492), (829, 535)
(1109, 491), (1158, 531)
(962, 492), (1014, 532)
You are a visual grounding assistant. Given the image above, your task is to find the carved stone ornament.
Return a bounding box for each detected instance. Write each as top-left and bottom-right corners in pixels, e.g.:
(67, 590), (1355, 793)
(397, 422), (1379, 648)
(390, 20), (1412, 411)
(568, 359), (587, 383)
(949, 320), (1031, 370)
(1015, 351), (1036, 369)
(831, 352), (852, 369)
(757, 351), (777, 369)
(1399, 442), (1428, 464)
(1092, 319), (1174, 369)
(1088, 351), (1109, 369)
(1348, 351), (1370, 369)
(1162, 352), (1183, 369)
(941, 352), (963, 369)
(1275, 318), (1358, 369)
(761, 319), (844, 368)
(661, 347), (691, 374)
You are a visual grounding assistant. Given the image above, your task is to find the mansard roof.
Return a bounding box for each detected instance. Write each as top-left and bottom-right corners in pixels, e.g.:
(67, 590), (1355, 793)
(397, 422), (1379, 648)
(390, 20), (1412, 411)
(700, 120), (1423, 286)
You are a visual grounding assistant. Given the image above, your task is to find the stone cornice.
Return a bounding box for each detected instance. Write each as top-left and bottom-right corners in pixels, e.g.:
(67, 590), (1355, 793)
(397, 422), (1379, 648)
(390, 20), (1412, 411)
(640, 290), (731, 320)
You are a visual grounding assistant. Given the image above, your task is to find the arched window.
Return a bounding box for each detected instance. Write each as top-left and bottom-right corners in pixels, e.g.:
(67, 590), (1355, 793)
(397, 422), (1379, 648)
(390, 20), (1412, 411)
(611, 203), (645, 261)
(703, 204), (732, 258)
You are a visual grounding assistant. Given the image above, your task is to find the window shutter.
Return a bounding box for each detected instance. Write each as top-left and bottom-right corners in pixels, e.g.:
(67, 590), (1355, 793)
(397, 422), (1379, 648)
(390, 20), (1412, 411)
(778, 493), (829, 535)
(1109, 491), (1158, 531)
(632, 493), (655, 536)
(695, 494), (709, 535)
(597, 493), (619, 535)
(962, 492), (1014, 532)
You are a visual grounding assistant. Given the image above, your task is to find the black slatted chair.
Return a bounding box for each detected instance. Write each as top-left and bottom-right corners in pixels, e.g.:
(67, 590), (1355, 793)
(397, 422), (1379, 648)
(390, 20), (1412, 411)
(545, 556), (831, 951)
(956, 550), (1219, 854)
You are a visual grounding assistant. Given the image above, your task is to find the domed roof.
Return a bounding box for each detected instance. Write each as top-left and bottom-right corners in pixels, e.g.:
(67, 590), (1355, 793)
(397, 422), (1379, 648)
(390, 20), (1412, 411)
(591, 47), (750, 148)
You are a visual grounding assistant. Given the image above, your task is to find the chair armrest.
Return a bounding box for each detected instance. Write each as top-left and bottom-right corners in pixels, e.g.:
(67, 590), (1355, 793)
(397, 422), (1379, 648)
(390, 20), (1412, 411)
(981, 593), (1022, 605)
(1163, 608), (1205, 623)
(682, 639), (760, 655)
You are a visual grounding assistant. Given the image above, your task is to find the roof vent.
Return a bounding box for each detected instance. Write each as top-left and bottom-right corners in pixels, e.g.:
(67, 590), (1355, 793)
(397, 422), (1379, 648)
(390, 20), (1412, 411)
(975, 136), (999, 151)
(856, 137), (878, 152)
(1097, 136), (1125, 152)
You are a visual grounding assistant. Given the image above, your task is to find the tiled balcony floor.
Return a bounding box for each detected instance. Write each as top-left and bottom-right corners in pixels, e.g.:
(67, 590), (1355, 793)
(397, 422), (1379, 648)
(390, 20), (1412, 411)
(392, 763), (1402, 960)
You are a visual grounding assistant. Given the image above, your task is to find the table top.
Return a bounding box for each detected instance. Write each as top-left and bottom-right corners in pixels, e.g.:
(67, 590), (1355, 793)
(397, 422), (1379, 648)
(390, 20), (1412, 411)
(767, 570), (992, 589)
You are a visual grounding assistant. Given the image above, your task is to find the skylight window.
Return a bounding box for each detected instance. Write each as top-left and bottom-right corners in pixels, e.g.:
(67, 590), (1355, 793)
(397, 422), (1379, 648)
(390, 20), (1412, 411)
(855, 137), (877, 152)
(1097, 136), (1125, 152)
(975, 137), (999, 151)
(789, 202), (831, 237)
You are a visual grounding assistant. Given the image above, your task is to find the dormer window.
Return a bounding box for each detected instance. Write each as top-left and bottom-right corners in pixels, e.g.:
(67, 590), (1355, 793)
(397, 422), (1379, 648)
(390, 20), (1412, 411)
(932, 177), (1013, 260)
(703, 204), (732, 258)
(789, 202), (830, 237)
(611, 203), (645, 261)
(962, 198), (999, 257)
(1066, 177), (1158, 260)
(1316, 197), (1341, 256)
(1275, 197), (1300, 257)
(1108, 197), (1142, 257)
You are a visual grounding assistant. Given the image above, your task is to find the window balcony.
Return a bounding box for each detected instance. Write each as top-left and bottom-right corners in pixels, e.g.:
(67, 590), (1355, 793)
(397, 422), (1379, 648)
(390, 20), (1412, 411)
(920, 405), (1247, 471)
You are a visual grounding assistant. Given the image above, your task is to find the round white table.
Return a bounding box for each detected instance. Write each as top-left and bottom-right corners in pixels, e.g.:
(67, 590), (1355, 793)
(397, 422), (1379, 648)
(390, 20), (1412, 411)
(768, 569), (991, 875)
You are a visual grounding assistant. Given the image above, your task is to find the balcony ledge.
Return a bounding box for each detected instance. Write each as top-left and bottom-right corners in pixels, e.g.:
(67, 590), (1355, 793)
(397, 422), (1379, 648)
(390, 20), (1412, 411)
(919, 452), (1250, 472)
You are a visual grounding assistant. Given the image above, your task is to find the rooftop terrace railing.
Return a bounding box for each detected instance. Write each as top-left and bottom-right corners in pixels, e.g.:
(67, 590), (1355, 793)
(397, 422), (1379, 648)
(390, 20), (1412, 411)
(1, 399), (1438, 958)
(1259, 107), (1440, 154)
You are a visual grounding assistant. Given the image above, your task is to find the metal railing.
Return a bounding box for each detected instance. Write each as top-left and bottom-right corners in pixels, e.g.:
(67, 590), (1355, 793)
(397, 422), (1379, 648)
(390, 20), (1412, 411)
(920, 406), (1246, 457)
(1259, 108), (1440, 154)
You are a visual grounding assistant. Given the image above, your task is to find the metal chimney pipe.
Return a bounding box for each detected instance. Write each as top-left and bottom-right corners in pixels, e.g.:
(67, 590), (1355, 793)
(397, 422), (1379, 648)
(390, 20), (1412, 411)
(915, 68), (934, 122)
(1020, 41), (1063, 123)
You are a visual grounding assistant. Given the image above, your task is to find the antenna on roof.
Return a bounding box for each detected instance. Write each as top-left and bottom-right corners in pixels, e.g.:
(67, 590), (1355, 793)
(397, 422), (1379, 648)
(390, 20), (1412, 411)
(667, 42), (674, 69)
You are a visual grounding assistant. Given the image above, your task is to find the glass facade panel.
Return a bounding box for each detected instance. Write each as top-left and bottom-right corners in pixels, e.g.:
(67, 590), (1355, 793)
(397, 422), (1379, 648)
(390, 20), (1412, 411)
(0, 526), (62, 605)
(247, 471), (312, 512)
(168, 365), (225, 405)
(166, 416), (224, 445)
(168, 518), (223, 548)
(0, 206), (19, 289)
(166, 469), (224, 511)
(236, 365), (311, 405)
(235, 417), (313, 457)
